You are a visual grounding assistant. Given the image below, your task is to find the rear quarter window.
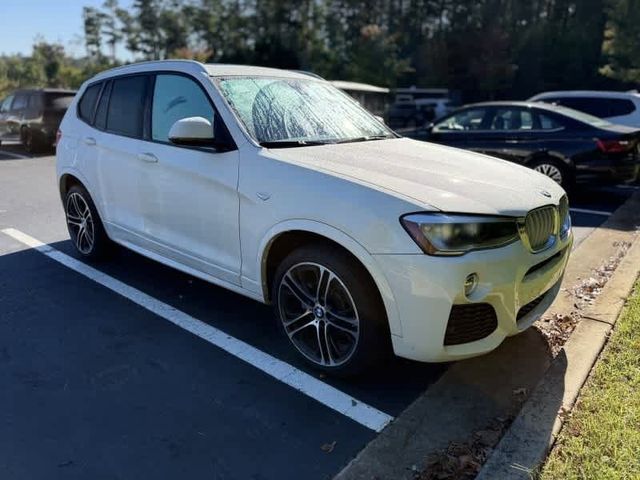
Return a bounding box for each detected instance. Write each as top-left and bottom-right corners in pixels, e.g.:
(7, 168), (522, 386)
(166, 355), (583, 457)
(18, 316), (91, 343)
(608, 99), (636, 117)
(549, 97), (635, 119)
(78, 83), (102, 123)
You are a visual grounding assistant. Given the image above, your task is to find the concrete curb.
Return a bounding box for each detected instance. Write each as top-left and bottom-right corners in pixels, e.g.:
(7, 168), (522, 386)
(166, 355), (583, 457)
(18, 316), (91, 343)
(335, 191), (640, 480)
(476, 231), (640, 479)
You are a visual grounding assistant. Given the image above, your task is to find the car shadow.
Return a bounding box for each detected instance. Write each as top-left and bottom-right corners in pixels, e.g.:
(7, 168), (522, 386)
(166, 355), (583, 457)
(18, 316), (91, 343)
(10, 238), (447, 416)
(0, 142), (54, 159)
(0, 238), (568, 473)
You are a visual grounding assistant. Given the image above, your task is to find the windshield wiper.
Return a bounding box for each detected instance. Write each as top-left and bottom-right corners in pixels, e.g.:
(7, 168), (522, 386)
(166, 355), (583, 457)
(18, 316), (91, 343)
(334, 134), (395, 144)
(259, 139), (334, 148)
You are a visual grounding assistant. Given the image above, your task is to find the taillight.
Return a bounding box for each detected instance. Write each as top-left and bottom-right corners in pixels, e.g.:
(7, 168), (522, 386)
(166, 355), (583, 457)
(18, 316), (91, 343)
(596, 138), (632, 153)
(55, 129), (62, 146)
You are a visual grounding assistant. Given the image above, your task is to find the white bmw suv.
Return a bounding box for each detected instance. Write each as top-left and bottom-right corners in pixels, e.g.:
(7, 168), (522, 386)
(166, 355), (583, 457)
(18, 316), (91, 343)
(57, 61), (572, 375)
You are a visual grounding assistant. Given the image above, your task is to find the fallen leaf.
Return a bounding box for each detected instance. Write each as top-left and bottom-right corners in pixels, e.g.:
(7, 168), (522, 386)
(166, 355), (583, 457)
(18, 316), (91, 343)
(321, 440), (337, 453)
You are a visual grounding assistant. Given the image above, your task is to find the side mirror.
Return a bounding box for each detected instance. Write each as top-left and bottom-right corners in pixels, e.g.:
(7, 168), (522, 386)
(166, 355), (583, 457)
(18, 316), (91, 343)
(168, 116), (214, 146)
(425, 122), (435, 133)
(374, 115), (386, 124)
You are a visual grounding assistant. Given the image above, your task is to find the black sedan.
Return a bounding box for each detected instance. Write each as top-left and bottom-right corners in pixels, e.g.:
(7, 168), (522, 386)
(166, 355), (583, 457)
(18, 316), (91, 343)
(409, 101), (640, 189)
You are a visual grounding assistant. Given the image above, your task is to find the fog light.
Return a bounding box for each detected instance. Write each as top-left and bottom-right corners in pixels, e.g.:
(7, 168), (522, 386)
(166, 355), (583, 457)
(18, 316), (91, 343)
(464, 273), (479, 297)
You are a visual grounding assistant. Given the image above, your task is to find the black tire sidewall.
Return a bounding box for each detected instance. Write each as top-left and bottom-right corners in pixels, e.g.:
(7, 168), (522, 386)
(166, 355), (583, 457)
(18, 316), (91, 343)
(272, 243), (390, 376)
(64, 185), (110, 259)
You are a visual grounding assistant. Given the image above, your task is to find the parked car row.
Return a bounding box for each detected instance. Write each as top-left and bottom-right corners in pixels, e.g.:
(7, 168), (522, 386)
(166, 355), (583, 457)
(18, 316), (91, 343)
(0, 88), (76, 152)
(408, 101), (640, 189)
(3, 81), (638, 190)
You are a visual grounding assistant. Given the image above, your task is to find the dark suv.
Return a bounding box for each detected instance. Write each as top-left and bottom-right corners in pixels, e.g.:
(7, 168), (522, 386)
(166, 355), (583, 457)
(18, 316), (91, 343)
(0, 89), (76, 152)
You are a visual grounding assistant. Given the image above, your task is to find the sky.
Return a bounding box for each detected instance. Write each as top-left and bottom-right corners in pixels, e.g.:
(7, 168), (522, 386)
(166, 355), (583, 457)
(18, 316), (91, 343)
(0, 0), (133, 58)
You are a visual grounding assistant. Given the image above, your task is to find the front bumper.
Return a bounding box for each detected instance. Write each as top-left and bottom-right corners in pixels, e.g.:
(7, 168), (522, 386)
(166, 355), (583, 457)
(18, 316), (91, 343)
(373, 230), (572, 362)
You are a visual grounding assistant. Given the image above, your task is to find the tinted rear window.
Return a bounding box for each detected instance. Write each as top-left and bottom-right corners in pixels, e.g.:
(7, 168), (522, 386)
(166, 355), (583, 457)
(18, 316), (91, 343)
(106, 76), (148, 138)
(548, 104), (612, 128)
(547, 96), (635, 119)
(608, 99), (636, 116)
(78, 84), (101, 123)
(46, 93), (75, 110)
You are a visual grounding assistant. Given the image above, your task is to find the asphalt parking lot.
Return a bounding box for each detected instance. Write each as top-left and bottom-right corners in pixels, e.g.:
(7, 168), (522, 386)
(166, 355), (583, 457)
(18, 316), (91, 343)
(0, 143), (636, 479)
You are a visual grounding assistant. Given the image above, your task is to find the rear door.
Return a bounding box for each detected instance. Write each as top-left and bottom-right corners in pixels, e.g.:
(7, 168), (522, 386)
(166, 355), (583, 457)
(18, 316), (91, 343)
(91, 75), (151, 240)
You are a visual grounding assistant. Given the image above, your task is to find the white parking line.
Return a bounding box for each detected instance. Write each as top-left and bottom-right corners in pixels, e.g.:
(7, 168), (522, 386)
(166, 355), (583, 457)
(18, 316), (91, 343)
(0, 150), (31, 159)
(569, 207), (612, 217)
(1, 227), (393, 432)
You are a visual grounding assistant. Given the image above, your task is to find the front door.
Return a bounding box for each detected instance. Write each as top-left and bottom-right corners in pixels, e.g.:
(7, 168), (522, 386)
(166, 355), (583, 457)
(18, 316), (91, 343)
(135, 73), (241, 285)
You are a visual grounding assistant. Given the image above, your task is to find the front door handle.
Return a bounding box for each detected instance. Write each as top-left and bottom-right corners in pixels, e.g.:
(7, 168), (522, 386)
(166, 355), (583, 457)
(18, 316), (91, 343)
(84, 137), (96, 146)
(137, 152), (158, 163)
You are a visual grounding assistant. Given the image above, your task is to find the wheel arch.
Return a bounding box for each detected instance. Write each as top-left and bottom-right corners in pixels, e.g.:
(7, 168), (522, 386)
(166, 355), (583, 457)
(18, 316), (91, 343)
(258, 221), (403, 337)
(524, 151), (574, 170)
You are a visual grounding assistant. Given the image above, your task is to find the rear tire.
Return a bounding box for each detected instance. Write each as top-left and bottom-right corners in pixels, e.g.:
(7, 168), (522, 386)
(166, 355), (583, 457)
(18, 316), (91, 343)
(529, 158), (573, 190)
(21, 127), (42, 154)
(64, 184), (111, 260)
(272, 243), (390, 377)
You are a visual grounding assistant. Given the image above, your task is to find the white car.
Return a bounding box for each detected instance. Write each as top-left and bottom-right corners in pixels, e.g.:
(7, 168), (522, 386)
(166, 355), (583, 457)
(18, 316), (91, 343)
(56, 61), (572, 375)
(530, 90), (640, 127)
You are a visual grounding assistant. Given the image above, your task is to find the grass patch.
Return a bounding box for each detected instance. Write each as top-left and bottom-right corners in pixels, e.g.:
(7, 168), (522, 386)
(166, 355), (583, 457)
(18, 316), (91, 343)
(540, 282), (640, 480)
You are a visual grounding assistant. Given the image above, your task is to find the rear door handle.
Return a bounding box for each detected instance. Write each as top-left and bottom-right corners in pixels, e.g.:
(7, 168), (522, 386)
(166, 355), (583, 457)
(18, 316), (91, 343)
(137, 152), (158, 163)
(84, 137), (96, 146)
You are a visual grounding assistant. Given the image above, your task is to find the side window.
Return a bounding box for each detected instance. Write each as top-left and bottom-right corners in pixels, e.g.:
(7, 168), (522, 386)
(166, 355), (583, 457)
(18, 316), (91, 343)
(106, 76), (148, 138)
(29, 94), (44, 110)
(12, 94), (28, 111)
(0, 95), (14, 113)
(151, 74), (215, 143)
(490, 108), (534, 130)
(556, 97), (608, 118)
(608, 99), (636, 117)
(433, 108), (487, 132)
(537, 113), (564, 130)
(94, 81), (112, 130)
(78, 83), (102, 123)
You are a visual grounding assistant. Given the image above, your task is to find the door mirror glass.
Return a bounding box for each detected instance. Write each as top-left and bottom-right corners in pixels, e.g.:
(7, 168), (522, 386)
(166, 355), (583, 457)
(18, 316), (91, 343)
(168, 116), (215, 146)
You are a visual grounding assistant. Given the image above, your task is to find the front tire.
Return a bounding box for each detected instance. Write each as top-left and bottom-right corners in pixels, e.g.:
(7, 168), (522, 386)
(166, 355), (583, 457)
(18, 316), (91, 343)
(273, 244), (389, 376)
(64, 184), (110, 260)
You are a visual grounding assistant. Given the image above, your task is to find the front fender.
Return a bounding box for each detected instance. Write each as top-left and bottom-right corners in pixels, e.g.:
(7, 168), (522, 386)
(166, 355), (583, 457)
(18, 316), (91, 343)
(254, 219), (404, 337)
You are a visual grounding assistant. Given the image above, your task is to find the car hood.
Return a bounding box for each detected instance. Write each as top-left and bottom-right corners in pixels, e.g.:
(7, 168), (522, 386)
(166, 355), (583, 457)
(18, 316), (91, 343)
(269, 137), (565, 216)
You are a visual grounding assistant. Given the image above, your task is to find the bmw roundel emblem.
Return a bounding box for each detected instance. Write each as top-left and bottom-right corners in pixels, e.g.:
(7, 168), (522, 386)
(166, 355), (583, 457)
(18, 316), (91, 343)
(540, 190), (552, 198)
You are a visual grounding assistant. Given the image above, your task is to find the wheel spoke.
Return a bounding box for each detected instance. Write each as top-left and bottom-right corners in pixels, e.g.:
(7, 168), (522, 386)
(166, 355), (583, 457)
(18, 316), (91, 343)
(70, 194), (81, 217)
(316, 322), (328, 365)
(320, 321), (334, 365)
(326, 309), (358, 326)
(67, 218), (83, 227)
(326, 320), (358, 338)
(282, 310), (313, 327)
(318, 270), (334, 307)
(283, 273), (315, 308)
(287, 318), (316, 338)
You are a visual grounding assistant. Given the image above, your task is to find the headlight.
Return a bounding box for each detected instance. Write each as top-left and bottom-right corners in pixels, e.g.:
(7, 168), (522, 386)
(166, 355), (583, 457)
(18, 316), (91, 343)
(400, 213), (519, 256)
